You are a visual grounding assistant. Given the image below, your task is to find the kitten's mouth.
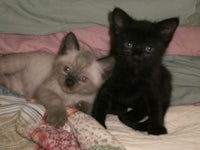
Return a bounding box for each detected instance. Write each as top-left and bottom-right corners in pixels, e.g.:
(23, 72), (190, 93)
(132, 60), (139, 65)
(128, 57), (140, 65)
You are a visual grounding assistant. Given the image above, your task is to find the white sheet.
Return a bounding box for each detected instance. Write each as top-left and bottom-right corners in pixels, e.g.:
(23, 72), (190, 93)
(106, 105), (200, 150)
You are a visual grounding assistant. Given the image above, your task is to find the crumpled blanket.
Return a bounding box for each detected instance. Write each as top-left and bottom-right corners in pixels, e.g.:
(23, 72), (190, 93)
(0, 92), (125, 150)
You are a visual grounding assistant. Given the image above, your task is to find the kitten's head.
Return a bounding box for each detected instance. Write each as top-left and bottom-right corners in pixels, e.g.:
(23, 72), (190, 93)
(110, 8), (179, 69)
(53, 32), (114, 94)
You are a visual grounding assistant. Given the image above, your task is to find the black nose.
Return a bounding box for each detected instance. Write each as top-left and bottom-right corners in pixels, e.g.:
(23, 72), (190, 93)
(65, 77), (75, 87)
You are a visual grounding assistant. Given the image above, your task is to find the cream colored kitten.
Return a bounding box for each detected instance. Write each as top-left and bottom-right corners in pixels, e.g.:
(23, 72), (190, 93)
(0, 32), (114, 127)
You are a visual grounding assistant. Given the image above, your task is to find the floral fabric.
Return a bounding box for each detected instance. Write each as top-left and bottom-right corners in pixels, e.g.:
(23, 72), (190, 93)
(0, 88), (126, 150)
(29, 106), (125, 150)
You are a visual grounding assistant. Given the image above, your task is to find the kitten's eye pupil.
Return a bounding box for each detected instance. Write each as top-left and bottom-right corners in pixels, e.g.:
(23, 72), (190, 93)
(80, 75), (88, 82)
(124, 42), (133, 49)
(64, 66), (70, 73)
(145, 46), (154, 53)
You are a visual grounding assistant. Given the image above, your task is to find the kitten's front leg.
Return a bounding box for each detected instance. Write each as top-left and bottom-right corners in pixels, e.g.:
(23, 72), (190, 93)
(45, 100), (67, 128)
(147, 97), (168, 135)
(34, 90), (67, 128)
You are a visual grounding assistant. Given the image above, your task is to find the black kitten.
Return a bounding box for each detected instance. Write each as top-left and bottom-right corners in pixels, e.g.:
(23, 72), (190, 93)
(92, 8), (179, 135)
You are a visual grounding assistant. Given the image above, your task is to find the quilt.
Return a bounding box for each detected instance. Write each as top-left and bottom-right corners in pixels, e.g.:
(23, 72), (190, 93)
(1, 87), (200, 150)
(0, 90), (125, 150)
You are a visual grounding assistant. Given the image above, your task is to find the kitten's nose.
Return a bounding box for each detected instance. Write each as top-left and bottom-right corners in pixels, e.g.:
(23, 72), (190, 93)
(132, 54), (139, 59)
(65, 75), (75, 87)
(65, 79), (75, 87)
(132, 50), (142, 60)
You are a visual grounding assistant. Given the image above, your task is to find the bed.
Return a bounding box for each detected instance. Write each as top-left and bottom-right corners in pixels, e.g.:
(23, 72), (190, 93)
(0, 0), (200, 150)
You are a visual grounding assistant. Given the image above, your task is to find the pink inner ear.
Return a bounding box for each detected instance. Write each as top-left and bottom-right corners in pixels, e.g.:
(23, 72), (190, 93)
(160, 26), (176, 42)
(114, 16), (129, 34)
(115, 17), (124, 28)
(162, 22), (177, 34)
(158, 18), (179, 43)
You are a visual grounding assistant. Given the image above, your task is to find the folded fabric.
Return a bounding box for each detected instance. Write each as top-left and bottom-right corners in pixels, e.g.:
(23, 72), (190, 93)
(0, 91), (126, 150)
(0, 0), (197, 34)
(1, 25), (200, 57)
(30, 124), (80, 150)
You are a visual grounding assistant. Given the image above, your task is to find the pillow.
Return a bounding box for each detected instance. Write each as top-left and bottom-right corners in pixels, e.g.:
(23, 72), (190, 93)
(167, 26), (200, 56)
(1, 25), (200, 57)
(0, 0), (198, 35)
(187, 0), (200, 25)
(164, 56), (200, 105)
(0, 25), (110, 57)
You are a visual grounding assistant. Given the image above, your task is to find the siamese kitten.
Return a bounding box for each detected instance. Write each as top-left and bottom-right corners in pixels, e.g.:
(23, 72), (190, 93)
(0, 32), (114, 127)
(92, 8), (179, 135)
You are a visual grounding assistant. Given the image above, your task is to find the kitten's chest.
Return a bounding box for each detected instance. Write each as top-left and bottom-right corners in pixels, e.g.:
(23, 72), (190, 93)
(110, 76), (149, 103)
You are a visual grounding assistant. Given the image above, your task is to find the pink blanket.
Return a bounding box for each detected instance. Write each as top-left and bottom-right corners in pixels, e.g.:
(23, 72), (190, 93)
(0, 25), (200, 57)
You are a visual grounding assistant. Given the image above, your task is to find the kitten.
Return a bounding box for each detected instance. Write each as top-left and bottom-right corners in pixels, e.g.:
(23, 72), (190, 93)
(0, 32), (114, 127)
(92, 8), (179, 135)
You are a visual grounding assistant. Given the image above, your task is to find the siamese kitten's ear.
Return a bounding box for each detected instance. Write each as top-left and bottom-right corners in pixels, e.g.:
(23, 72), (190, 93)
(156, 17), (179, 44)
(59, 32), (80, 54)
(98, 56), (115, 80)
(111, 7), (132, 35)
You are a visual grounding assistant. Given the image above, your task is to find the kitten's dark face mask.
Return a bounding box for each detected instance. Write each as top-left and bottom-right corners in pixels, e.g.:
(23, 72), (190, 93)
(53, 32), (115, 94)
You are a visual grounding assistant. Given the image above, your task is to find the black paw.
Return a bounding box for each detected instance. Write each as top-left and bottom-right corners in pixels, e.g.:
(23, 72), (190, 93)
(91, 110), (107, 128)
(101, 122), (107, 129)
(148, 126), (167, 135)
(92, 116), (107, 129)
(45, 106), (67, 128)
(118, 115), (148, 131)
(94, 118), (107, 129)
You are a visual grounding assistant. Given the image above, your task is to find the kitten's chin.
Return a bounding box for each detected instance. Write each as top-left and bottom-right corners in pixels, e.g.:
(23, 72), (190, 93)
(128, 60), (140, 68)
(61, 87), (75, 94)
(131, 60), (139, 65)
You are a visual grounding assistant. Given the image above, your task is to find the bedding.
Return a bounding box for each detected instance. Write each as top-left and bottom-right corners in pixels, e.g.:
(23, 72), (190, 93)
(107, 104), (200, 150)
(1, 1), (200, 150)
(0, 92), (125, 150)
(0, 0), (198, 34)
(0, 89), (200, 150)
(0, 25), (200, 150)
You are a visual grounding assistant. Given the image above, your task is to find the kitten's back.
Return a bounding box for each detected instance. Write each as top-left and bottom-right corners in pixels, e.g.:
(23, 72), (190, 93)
(0, 51), (55, 97)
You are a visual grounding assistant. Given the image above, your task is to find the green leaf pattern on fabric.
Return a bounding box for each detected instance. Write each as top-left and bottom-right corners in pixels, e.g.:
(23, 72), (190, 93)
(68, 111), (126, 150)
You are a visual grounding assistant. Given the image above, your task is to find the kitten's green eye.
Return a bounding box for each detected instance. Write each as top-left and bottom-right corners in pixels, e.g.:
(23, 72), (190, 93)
(145, 46), (154, 53)
(124, 42), (133, 49)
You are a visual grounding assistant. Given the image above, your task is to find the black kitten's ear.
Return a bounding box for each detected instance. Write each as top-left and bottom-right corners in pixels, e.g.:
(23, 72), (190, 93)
(59, 32), (80, 54)
(111, 7), (132, 35)
(156, 18), (179, 44)
(98, 56), (115, 80)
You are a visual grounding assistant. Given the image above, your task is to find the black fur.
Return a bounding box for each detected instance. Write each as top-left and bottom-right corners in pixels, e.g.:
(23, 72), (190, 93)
(92, 8), (179, 135)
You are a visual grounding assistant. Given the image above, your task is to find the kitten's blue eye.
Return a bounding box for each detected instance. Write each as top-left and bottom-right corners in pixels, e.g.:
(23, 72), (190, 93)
(64, 66), (70, 73)
(145, 46), (154, 53)
(79, 75), (88, 82)
(124, 42), (133, 49)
